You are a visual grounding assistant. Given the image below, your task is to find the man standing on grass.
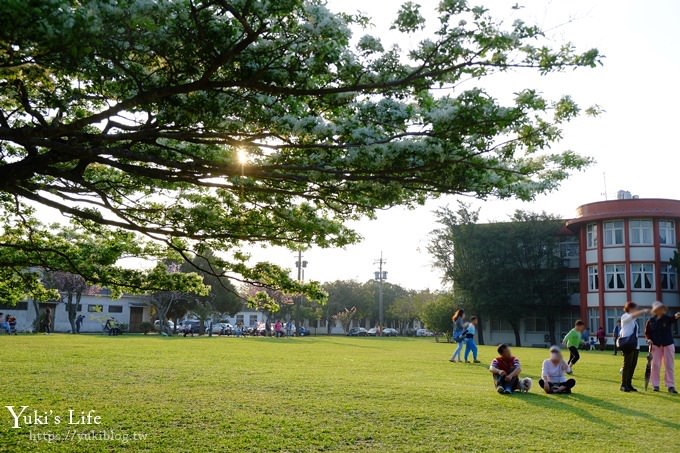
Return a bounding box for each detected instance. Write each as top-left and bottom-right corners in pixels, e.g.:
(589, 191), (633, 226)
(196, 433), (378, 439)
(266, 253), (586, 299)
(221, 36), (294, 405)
(489, 344), (522, 394)
(563, 320), (586, 374)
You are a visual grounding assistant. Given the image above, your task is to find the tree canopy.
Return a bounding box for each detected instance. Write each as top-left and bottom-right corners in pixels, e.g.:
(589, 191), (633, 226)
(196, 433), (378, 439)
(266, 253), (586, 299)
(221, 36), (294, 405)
(0, 0), (599, 294)
(429, 203), (572, 345)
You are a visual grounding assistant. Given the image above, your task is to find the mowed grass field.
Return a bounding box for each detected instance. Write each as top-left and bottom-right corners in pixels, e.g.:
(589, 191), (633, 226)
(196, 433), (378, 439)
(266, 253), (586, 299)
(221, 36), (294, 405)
(1, 335), (678, 452)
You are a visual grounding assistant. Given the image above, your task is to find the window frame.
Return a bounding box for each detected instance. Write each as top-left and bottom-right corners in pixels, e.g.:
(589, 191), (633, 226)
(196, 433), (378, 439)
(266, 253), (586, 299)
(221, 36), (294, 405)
(659, 220), (676, 246)
(586, 223), (598, 249)
(630, 263), (655, 290)
(629, 219), (653, 246)
(587, 265), (599, 292)
(603, 220), (625, 246)
(588, 307), (600, 334)
(604, 263), (626, 291)
(661, 264), (678, 291)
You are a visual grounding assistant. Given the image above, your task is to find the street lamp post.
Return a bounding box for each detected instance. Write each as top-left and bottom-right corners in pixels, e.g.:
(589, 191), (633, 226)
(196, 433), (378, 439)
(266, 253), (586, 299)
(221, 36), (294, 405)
(294, 250), (307, 336)
(373, 252), (387, 331)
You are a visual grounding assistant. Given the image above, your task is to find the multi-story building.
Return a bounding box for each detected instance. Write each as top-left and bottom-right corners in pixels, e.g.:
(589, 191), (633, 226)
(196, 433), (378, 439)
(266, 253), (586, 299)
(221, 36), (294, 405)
(480, 195), (680, 347)
(566, 196), (680, 341)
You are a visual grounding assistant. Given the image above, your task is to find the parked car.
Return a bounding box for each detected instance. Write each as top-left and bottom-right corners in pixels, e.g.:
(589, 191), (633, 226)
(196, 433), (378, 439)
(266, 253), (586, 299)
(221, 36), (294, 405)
(383, 328), (398, 337)
(207, 322), (233, 335)
(367, 327), (378, 336)
(177, 320), (201, 334)
(153, 320), (175, 331)
(297, 326), (311, 336)
(416, 328), (434, 337)
(347, 327), (368, 336)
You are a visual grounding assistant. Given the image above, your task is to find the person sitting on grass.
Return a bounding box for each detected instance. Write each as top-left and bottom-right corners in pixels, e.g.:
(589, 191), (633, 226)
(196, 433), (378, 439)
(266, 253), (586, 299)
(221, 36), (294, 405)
(562, 320), (586, 374)
(463, 316), (480, 363)
(539, 346), (576, 394)
(490, 344), (522, 394)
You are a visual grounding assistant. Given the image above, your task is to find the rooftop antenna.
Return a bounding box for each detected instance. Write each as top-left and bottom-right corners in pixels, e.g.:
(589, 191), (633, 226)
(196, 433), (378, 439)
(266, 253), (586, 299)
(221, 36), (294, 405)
(602, 172), (608, 200)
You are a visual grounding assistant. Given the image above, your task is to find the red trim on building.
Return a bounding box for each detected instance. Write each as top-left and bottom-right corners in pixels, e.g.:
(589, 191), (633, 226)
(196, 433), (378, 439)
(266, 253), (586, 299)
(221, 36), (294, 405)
(567, 199), (680, 228)
(597, 222), (605, 325)
(654, 220), (663, 301)
(579, 226), (588, 321)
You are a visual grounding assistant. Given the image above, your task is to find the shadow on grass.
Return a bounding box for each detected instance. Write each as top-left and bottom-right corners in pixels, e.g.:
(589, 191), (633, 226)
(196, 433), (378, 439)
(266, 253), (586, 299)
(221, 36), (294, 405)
(567, 393), (680, 430)
(520, 391), (679, 431)
(519, 392), (616, 428)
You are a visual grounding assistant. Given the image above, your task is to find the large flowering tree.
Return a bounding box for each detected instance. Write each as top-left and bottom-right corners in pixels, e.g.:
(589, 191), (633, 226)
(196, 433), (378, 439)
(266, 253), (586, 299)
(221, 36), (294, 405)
(0, 0), (599, 299)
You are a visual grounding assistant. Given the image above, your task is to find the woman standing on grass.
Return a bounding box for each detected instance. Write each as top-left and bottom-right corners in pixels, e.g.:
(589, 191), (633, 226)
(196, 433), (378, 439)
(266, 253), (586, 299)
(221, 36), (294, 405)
(449, 309), (466, 363)
(644, 301), (680, 393)
(464, 316), (480, 363)
(619, 302), (650, 392)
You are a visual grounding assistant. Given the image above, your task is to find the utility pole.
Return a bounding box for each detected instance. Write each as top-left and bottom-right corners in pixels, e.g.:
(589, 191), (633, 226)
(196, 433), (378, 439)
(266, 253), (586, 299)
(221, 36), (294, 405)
(294, 250), (307, 336)
(373, 252), (387, 329)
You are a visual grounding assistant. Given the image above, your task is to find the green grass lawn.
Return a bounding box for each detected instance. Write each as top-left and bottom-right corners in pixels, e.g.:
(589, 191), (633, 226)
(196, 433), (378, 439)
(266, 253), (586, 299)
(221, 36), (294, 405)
(1, 335), (678, 452)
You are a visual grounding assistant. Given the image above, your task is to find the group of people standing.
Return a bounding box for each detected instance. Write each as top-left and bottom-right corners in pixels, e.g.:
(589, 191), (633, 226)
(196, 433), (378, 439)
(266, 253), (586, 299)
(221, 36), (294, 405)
(448, 301), (679, 395)
(620, 301), (679, 393)
(448, 309), (480, 363)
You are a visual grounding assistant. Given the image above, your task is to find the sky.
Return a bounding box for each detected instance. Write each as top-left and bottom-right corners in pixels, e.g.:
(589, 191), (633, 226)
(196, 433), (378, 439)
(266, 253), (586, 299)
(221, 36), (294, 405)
(245, 0), (680, 291)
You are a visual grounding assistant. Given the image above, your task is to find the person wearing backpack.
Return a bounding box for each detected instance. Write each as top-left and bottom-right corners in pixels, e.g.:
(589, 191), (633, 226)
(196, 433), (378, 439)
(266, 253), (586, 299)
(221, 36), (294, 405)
(619, 302), (650, 392)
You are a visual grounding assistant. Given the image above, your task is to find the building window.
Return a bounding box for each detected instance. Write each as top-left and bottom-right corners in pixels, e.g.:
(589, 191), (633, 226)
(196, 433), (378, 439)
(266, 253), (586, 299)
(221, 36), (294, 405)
(631, 263), (654, 290)
(605, 308), (624, 334)
(587, 266), (599, 292)
(586, 223), (598, 249)
(605, 264), (626, 290)
(603, 221), (624, 246)
(65, 304), (83, 312)
(659, 220), (676, 246)
(588, 307), (600, 334)
(249, 314), (258, 326)
(108, 305), (123, 313)
(629, 220), (653, 245)
(563, 273), (580, 295)
(87, 304), (103, 313)
(525, 317), (547, 332)
(661, 265), (677, 291)
(236, 314), (244, 325)
(489, 318), (513, 331)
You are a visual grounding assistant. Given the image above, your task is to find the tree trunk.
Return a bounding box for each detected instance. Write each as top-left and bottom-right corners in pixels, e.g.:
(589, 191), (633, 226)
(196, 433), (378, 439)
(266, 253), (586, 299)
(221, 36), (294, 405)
(67, 292), (78, 334)
(477, 316), (485, 345)
(31, 298), (41, 332)
(511, 322), (521, 347)
(547, 317), (557, 345)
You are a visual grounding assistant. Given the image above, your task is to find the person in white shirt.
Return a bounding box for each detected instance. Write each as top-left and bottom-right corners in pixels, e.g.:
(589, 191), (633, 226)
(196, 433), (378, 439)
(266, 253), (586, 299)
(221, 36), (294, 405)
(539, 346), (576, 394)
(619, 301), (650, 392)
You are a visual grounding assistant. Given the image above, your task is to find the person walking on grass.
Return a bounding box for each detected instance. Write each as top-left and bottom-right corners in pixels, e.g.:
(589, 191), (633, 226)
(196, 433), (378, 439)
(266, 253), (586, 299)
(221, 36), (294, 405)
(539, 346), (576, 394)
(563, 320), (586, 374)
(619, 302), (650, 393)
(645, 301), (680, 394)
(449, 309), (466, 363)
(613, 320), (621, 355)
(463, 316), (480, 363)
